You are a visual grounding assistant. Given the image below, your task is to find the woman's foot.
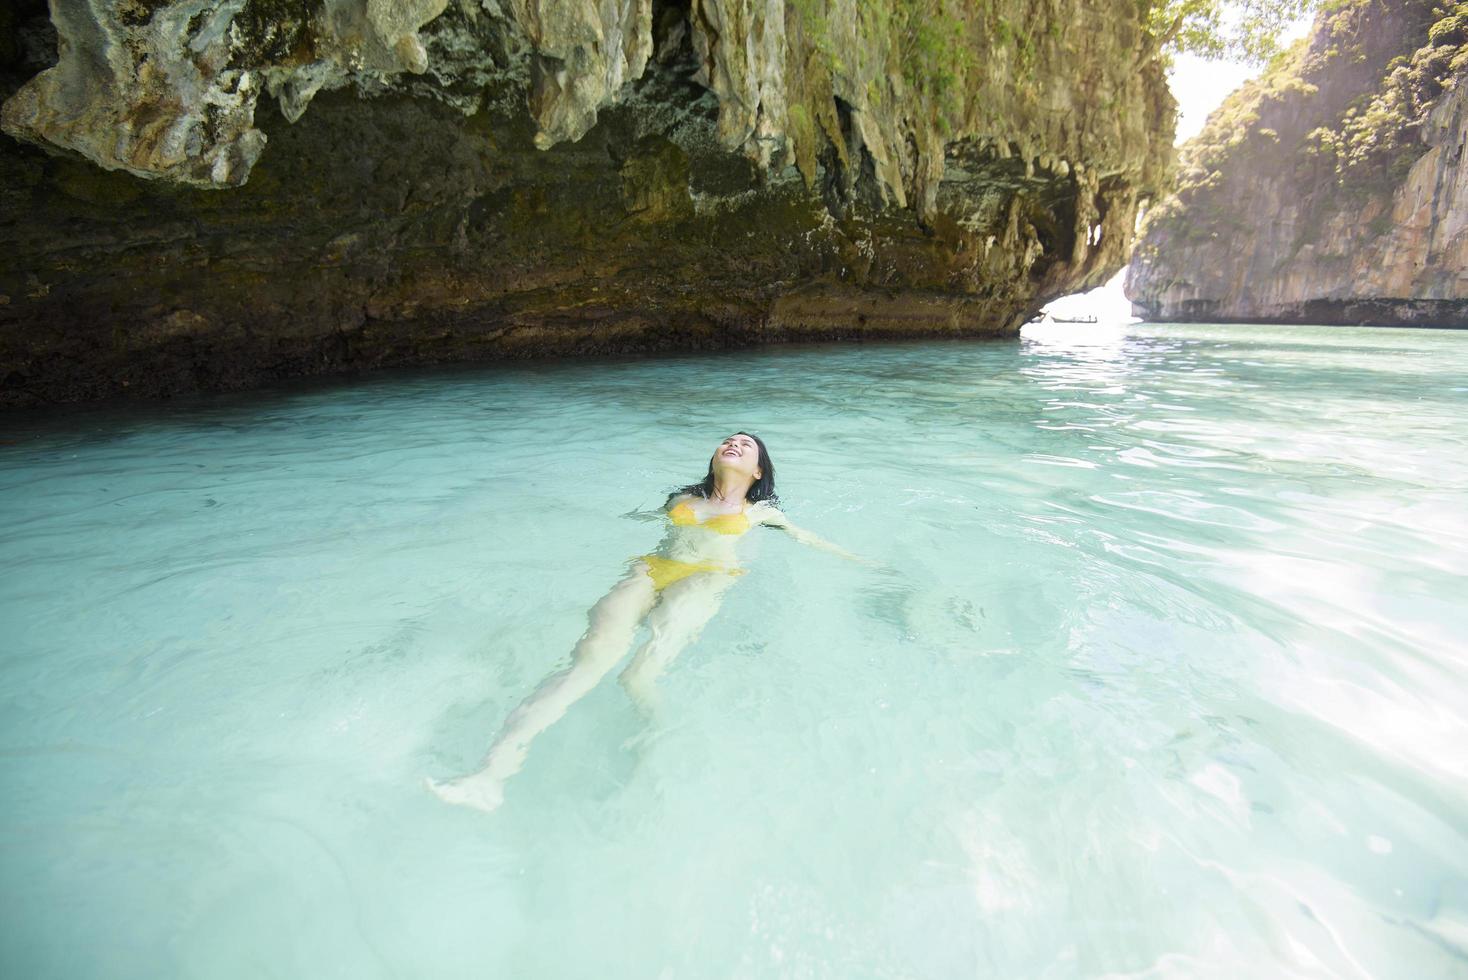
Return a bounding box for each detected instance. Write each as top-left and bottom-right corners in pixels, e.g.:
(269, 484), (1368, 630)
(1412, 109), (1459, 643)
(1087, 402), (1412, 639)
(425, 774), (506, 813)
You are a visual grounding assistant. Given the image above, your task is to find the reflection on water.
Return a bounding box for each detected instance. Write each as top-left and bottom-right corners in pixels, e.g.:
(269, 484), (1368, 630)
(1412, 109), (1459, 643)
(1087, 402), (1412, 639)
(1, 322), (1466, 978)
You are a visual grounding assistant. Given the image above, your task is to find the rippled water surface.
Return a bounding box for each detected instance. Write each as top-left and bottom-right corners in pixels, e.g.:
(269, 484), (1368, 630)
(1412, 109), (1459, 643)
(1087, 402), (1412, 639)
(2, 322), (1467, 978)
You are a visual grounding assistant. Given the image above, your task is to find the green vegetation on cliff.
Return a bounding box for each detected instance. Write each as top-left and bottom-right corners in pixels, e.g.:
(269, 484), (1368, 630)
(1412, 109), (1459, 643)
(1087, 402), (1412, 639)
(1143, 0), (1467, 247)
(1309, 2), (1468, 192)
(1127, 0), (1467, 327)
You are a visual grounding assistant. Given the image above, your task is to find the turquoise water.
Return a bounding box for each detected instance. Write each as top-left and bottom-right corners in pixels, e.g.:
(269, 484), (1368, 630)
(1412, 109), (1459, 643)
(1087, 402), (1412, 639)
(1, 322), (1466, 978)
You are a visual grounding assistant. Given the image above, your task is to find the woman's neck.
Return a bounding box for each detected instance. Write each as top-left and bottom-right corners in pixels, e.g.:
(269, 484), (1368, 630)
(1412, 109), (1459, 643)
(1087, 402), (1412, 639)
(710, 474), (752, 506)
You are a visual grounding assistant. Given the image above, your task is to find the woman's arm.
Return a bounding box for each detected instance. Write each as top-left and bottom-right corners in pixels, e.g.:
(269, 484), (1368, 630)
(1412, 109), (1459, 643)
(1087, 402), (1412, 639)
(756, 504), (878, 566)
(620, 493), (689, 523)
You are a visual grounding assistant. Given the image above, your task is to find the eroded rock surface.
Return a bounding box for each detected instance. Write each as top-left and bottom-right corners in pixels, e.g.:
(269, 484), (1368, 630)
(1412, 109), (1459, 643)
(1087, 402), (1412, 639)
(1127, 0), (1468, 328)
(2, 0), (1174, 407)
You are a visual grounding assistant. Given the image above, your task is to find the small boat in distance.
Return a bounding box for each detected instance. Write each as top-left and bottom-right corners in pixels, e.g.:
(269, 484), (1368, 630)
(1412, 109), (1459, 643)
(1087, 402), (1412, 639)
(1028, 312), (1100, 324)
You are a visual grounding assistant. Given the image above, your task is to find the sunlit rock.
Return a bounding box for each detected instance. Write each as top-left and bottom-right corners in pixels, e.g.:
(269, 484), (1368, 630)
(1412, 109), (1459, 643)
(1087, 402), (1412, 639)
(1127, 0), (1468, 328)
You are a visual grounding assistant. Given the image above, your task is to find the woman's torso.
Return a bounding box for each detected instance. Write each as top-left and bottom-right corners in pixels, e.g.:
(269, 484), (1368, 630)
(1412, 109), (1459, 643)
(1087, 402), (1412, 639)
(652, 496), (765, 563)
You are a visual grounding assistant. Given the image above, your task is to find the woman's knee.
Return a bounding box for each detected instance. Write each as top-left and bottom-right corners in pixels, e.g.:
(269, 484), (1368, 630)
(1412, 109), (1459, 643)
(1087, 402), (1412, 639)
(584, 606), (642, 645)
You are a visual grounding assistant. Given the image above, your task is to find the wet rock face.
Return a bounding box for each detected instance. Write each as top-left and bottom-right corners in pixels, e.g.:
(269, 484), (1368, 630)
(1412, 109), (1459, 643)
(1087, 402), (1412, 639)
(1, 0), (1174, 407)
(1126, 1), (1468, 328)
(0, 0), (450, 185)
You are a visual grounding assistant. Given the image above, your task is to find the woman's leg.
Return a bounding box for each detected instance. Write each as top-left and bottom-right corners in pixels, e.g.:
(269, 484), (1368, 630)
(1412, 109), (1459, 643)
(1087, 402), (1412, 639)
(618, 571), (735, 719)
(429, 566), (657, 812)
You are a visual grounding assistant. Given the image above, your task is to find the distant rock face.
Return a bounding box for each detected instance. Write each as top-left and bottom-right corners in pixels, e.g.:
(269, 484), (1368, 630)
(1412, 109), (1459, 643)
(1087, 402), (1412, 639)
(1, 0), (1174, 407)
(1127, 0), (1468, 328)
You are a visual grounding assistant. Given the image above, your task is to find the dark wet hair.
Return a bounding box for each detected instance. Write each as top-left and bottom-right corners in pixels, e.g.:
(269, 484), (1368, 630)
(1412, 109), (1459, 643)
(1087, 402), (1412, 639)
(669, 431), (779, 506)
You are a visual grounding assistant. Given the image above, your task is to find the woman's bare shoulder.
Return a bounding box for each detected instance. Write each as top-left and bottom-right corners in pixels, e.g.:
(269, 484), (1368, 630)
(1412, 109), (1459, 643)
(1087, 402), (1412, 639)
(749, 499), (791, 526)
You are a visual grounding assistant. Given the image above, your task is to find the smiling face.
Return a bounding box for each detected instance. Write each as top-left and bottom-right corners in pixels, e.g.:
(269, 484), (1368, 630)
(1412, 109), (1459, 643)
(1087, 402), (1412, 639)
(711, 432), (762, 481)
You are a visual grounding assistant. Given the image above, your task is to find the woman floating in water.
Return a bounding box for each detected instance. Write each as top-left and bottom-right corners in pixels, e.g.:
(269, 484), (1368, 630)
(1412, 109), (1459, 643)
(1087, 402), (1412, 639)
(429, 432), (862, 812)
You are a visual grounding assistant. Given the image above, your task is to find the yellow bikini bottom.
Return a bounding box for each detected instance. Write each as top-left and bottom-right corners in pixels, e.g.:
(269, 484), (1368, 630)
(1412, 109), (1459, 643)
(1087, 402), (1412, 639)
(639, 554), (746, 592)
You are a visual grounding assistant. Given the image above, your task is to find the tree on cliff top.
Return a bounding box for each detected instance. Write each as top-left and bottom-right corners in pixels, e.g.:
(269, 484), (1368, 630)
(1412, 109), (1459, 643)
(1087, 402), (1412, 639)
(1150, 0), (1321, 62)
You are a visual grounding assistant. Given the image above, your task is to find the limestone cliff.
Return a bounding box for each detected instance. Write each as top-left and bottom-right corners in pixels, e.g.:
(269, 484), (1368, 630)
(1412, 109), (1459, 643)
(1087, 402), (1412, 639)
(1127, 0), (1468, 327)
(2, 0), (1174, 407)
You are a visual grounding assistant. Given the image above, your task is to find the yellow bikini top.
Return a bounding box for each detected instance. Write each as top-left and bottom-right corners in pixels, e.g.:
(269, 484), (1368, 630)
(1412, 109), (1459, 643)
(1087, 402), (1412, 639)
(669, 499), (751, 535)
